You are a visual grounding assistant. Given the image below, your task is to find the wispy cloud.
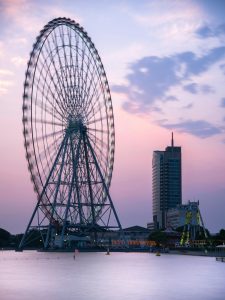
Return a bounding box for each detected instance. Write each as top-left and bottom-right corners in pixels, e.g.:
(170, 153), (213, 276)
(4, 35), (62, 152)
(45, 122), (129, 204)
(11, 56), (26, 67)
(0, 68), (14, 95)
(183, 103), (193, 110)
(221, 98), (225, 107)
(158, 119), (222, 138)
(0, 69), (14, 76)
(196, 23), (225, 39)
(220, 63), (225, 75)
(112, 45), (225, 139)
(112, 46), (225, 110)
(0, 79), (13, 94)
(183, 83), (214, 94)
(183, 83), (198, 94)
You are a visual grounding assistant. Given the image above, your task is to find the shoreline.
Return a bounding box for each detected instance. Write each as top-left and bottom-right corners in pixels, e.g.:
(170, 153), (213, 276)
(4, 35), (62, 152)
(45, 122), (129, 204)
(2, 247), (225, 257)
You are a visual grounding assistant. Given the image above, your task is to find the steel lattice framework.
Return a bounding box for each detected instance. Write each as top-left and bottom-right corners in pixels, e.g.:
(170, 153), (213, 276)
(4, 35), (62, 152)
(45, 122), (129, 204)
(19, 17), (124, 249)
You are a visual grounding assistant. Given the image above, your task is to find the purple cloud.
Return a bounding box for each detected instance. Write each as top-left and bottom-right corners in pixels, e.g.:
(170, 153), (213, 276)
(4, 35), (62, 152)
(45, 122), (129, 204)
(158, 120), (222, 138)
(112, 47), (225, 118)
(196, 23), (225, 39)
(221, 98), (225, 107)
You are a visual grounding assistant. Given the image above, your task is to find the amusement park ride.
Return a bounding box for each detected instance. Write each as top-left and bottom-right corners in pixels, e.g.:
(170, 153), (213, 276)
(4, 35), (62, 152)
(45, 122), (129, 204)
(180, 202), (208, 246)
(19, 18), (124, 250)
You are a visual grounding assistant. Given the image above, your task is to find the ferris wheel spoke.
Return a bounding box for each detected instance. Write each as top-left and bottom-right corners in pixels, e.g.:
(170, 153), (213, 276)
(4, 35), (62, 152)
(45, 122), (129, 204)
(68, 44), (79, 110)
(33, 68), (67, 120)
(89, 145), (108, 172)
(86, 115), (107, 126)
(42, 135), (69, 189)
(38, 137), (64, 177)
(44, 39), (68, 108)
(78, 39), (87, 108)
(67, 26), (76, 111)
(32, 118), (64, 127)
(74, 30), (82, 108)
(85, 71), (100, 106)
(38, 127), (65, 155)
(85, 99), (105, 122)
(87, 127), (108, 134)
(34, 65), (67, 117)
(87, 135), (108, 173)
(33, 128), (65, 143)
(40, 75), (67, 119)
(52, 27), (71, 106)
(88, 139), (108, 164)
(80, 61), (99, 110)
(69, 63), (81, 115)
(75, 51), (89, 115)
(79, 51), (94, 109)
(58, 25), (73, 105)
(83, 78), (102, 117)
(48, 35), (67, 102)
(70, 31), (80, 108)
(37, 46), (68, 115)
(87, 130), (109, 150)
(85, 97), (103, 124)
(32, 97), (62, 123)
(38, 134), (63, 162)
(36, 124), (59, 161)
(35, 94), (64, 124)
(87, 80), (105, 114)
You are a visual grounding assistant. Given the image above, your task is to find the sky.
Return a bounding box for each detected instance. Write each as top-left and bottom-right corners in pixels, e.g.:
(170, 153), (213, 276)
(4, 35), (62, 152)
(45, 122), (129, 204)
(0, 0), (225, 234)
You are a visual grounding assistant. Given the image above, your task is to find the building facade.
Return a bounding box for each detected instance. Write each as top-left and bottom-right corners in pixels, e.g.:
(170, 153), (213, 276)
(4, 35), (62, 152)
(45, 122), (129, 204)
(152, 133), (182, 229)
(166, 201), (200, 229)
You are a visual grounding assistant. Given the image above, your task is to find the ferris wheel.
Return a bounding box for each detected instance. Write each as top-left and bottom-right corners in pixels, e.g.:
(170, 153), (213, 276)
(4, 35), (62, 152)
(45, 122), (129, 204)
(19, 18), (123, 249)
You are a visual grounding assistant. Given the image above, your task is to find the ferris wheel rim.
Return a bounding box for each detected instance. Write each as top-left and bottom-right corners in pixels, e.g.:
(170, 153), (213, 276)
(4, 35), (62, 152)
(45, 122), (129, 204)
(22, 17), (115, 212)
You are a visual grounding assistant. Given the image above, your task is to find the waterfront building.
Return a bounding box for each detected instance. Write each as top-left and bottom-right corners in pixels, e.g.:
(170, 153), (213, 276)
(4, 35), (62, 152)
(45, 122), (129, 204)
(123, 226), (150, 240)
(152, 133), (182, 229)
(147, 222), (155, 231)
(166, 200), (208, 242)
(166, 200), (200, 230)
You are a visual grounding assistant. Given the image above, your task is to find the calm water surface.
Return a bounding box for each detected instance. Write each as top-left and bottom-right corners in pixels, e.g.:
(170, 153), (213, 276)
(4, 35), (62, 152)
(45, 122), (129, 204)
(0, 251), (224, 300)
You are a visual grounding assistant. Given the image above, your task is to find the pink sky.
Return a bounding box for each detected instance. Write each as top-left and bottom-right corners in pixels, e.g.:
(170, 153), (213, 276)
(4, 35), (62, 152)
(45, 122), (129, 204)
(0, 0), (225, 233)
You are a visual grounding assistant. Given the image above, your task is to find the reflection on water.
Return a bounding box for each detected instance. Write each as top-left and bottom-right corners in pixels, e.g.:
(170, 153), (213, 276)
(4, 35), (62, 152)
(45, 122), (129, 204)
(0, 251), (224, 300)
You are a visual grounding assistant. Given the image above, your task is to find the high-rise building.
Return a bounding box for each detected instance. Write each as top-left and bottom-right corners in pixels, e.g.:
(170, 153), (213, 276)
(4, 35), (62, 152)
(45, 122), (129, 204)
(152, 133), (182, 229)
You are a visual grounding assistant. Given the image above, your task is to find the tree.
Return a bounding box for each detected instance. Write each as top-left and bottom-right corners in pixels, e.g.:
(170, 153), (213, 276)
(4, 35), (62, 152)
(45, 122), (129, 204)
(149, 231), (167, 246)
(219, 229), (225, 240)
(0, 228), (10, 247)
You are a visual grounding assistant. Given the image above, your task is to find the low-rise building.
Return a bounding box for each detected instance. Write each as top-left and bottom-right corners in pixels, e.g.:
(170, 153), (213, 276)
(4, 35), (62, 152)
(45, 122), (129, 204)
(120, 226), (152, 248)
(166, 200), (200, 229)
(147, 222), (155, 231)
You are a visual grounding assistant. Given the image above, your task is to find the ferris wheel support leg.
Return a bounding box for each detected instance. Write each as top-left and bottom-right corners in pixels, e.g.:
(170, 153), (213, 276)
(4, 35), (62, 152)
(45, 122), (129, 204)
(44, 135), (68, 249)
(18, 198), (42, 250)
(83, 133), (97, 240)
(74, 170), (84, 226)
(71, 136), (84, 226)
(18, 134), (69, 250)
(71, 135), (84, 224)
(85, 134), (128, 248)
(59, 135), (82, 248)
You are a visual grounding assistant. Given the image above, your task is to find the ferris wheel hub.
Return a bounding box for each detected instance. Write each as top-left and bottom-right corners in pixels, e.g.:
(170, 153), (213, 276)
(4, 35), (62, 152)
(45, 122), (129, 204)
(67, 116), (86, 135)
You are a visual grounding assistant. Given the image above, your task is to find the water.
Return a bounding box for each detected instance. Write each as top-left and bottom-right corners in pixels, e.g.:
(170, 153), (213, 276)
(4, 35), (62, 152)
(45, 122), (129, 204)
(0, 251), (224, 300)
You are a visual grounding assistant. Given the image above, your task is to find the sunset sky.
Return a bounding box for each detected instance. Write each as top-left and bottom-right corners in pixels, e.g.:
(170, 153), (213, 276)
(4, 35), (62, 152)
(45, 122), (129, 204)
(0, 0), (225, 233)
